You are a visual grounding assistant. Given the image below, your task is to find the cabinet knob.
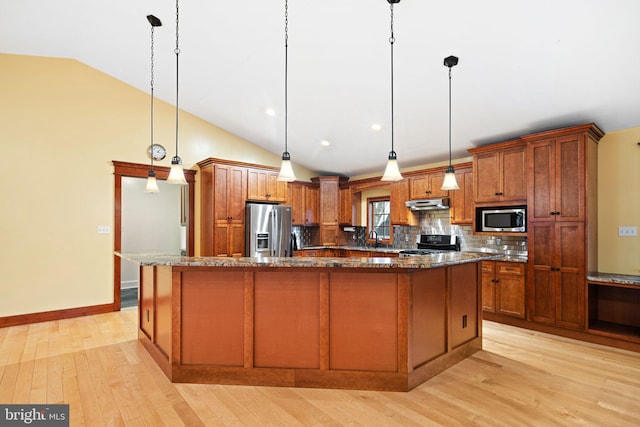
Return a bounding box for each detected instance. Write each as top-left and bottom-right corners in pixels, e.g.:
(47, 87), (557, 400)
(227, 216), (232, 220)
(425, 190), (431, 194)
(266, 193), (272, 197)
(495, 192), (503, 196)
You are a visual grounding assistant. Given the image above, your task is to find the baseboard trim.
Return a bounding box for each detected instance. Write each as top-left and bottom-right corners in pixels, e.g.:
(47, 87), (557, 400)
(0, 303), (116, 328)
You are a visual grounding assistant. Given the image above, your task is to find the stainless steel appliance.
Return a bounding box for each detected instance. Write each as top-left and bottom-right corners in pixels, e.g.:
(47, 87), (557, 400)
(476, 205), (526, 233)
(245, 203), (292, 257)
(405, 198), (450, 211)
(398, 234), (460, 257)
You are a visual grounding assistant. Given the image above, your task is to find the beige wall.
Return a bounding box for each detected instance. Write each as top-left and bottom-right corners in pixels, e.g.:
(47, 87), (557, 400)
(0, 54), (314, 317)
(597, 127), (640, 275)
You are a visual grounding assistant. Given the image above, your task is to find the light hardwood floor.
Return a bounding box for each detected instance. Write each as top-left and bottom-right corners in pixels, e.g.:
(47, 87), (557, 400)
(1, 309), (639, 426)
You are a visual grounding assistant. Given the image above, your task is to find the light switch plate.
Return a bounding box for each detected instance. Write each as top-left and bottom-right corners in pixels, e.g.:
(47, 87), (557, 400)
(97, 225), (111, 234)
(618, 226), (638, 237)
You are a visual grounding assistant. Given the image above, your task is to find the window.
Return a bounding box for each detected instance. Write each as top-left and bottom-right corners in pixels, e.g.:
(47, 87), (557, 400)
(368, 197), (391, 241)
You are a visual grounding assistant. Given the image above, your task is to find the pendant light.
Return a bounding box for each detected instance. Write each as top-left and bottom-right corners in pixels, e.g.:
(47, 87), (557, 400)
(145, 15), (162, 193)
(381, 0), (403, 182)
(276, 0), (297, 182)
(441, 55), (460, 190)
(167, 0), (187, 185)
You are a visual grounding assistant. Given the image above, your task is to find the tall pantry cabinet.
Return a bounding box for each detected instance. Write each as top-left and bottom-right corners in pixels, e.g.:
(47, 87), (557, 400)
(523, 124), (604, 330)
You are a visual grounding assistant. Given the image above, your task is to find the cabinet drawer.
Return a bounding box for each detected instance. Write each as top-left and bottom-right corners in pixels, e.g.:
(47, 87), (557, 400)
(481, 261), (495, 274)
(496, 262), (525, 276)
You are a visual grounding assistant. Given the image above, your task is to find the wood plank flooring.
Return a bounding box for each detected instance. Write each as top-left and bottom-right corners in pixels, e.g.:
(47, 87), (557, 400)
(1, 308), (639, 426)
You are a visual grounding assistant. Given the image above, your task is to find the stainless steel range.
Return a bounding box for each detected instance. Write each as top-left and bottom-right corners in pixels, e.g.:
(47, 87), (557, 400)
(398, 234), (460, 257)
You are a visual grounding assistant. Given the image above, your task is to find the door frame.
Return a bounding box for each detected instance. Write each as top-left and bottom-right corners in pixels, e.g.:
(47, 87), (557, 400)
(112, 161), (196, 309)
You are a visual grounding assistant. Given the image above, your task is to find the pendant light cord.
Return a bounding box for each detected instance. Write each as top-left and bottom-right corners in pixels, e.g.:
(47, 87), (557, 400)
(284, 0), (289, 156)
(389, 2), (395, 156)
(448, 65), (452, 166)
(150, 24), (156, 171)
(174, 0), (181, 158)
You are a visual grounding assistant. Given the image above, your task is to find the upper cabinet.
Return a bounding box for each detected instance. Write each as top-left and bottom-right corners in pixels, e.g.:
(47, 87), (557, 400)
(314, 176), (348, 246)
(287, 181), (320, 226)
(247, 168), (288, 202)
(449, 164), (474, 225)
(469, 140), (527, 204)
(524, 128), (601, 223)
(409, 171), (448, 199)
(390, 179), (418, 226)
(339, 187), (353, 225)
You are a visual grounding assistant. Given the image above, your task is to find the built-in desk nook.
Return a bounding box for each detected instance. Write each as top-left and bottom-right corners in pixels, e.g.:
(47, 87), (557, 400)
(117, 252), (496, 391)
(588, 273), (640, 343)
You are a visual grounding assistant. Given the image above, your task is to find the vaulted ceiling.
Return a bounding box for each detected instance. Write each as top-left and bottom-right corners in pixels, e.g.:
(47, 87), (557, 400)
(2, 0), (639, 176)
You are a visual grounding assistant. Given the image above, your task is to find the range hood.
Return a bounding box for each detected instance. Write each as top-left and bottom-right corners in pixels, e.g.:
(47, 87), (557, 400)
(405, 198), (450, 211)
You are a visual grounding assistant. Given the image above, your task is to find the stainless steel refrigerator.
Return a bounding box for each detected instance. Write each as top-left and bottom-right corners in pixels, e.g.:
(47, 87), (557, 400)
(245, 203), (292, 257)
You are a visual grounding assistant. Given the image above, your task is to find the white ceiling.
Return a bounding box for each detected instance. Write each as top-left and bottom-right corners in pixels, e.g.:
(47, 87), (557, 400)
(2, 0), (640, 177)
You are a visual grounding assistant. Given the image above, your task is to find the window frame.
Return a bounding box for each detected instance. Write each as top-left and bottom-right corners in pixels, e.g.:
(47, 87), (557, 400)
(367, 196), (391, 244)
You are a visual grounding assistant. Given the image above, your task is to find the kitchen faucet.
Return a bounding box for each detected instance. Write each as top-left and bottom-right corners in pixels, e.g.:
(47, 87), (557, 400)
(368, 230), (380, 248)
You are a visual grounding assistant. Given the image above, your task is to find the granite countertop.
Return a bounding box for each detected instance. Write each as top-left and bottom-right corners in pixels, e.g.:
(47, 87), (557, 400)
(296, 246), (529, 263)
(587, 272), (640, 286)
(117, 251), (501, 269)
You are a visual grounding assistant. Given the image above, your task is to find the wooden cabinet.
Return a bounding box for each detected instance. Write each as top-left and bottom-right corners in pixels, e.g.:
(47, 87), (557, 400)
(287, 182), (320, 226)
(527, 134), (585, 222)
(481, 261), (525, 319)
(390, 179), (418, 226)
(305, 185), (320, 225)
(469, 140), (527, 204)
(409, 171), (448, 199)
(528, 221), (586, 330)
(449, 262), (479, 349)
(247, 168), (288, 202)
(449, 165), (474, 225)
(315, 176), (346, 246)
(523, 124), (603, 332)
(339, 187), (353, 225)
(199, 160), (247, 257)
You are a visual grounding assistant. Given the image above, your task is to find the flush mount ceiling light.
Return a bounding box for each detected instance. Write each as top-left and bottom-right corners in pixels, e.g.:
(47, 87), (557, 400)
(441, 55), (460, 191)
(166, 0), (187, 185)
(277, 0), (297, 182)
(145, 15), (162, 193)
(381, 0), (403, 182)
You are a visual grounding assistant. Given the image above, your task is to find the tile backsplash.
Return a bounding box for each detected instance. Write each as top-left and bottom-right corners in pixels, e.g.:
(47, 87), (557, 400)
(295, 208), (527, 255)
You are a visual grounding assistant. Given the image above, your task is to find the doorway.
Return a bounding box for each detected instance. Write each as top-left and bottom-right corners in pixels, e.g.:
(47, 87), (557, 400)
(112, 161), (196, 310)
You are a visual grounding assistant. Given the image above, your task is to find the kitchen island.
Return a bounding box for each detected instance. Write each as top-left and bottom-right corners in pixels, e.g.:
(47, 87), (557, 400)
(118, 252), (496, 391)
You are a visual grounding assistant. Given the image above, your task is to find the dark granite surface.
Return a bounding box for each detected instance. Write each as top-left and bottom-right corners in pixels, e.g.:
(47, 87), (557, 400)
(587, 272), (640, 286)
(116, 251), (501, 269)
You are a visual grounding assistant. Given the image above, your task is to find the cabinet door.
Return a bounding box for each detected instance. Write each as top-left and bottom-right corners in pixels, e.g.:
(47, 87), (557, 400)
(215, 165), (246, 221)
(229, 223), (245, 257)
(288, 182), (305, 226)
(320, 225), (339, 246)
(500, 146), (527, 200)
(495, 262), (525, 319)
(267, 172), (288, 202)
(450, 167), (474, 225)
(339, 187), (353, 225)
(390, 180), (417, 225)
(139, 266), (155, 340)
(528, 222), (556, 324)
(474, 151), (501, 203)
(555, 222), (585, 330)
(409, 175), (430, 199)
(428, 172), (449, 198)
(305, 186), (320, 225)
(528, 139), (556, 222)
(555, 134), (585, 222)
(320, 179), (339, 224)
(247, 169), (268, 201)
(481, 261), (496, 312)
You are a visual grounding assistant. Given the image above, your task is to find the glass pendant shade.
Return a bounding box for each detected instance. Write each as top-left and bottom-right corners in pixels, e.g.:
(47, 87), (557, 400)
(145, 170), (160, 193)
(167, 156), (187, 185)
(441, 165), (460, 190)
(277, 152), (296, 182)
(381, 152), (403, 182)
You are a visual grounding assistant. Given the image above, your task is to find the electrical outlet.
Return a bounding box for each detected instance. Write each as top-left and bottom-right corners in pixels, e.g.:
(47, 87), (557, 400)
(97, 225), (111, 234)
(618, 226), (638, 237)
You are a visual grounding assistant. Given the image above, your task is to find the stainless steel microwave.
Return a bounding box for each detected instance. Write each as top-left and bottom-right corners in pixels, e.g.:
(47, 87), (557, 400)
(476, 205), (526, 233)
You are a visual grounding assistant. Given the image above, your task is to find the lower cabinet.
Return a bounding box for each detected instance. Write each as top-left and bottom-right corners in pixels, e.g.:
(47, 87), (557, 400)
(481, 260), (526, 319)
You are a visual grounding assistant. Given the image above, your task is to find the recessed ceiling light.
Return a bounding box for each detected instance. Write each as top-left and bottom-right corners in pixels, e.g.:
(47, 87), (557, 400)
(371, 123), (382, 131)
(265, 108), (276, 116)
(320, 140), (330, 147)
